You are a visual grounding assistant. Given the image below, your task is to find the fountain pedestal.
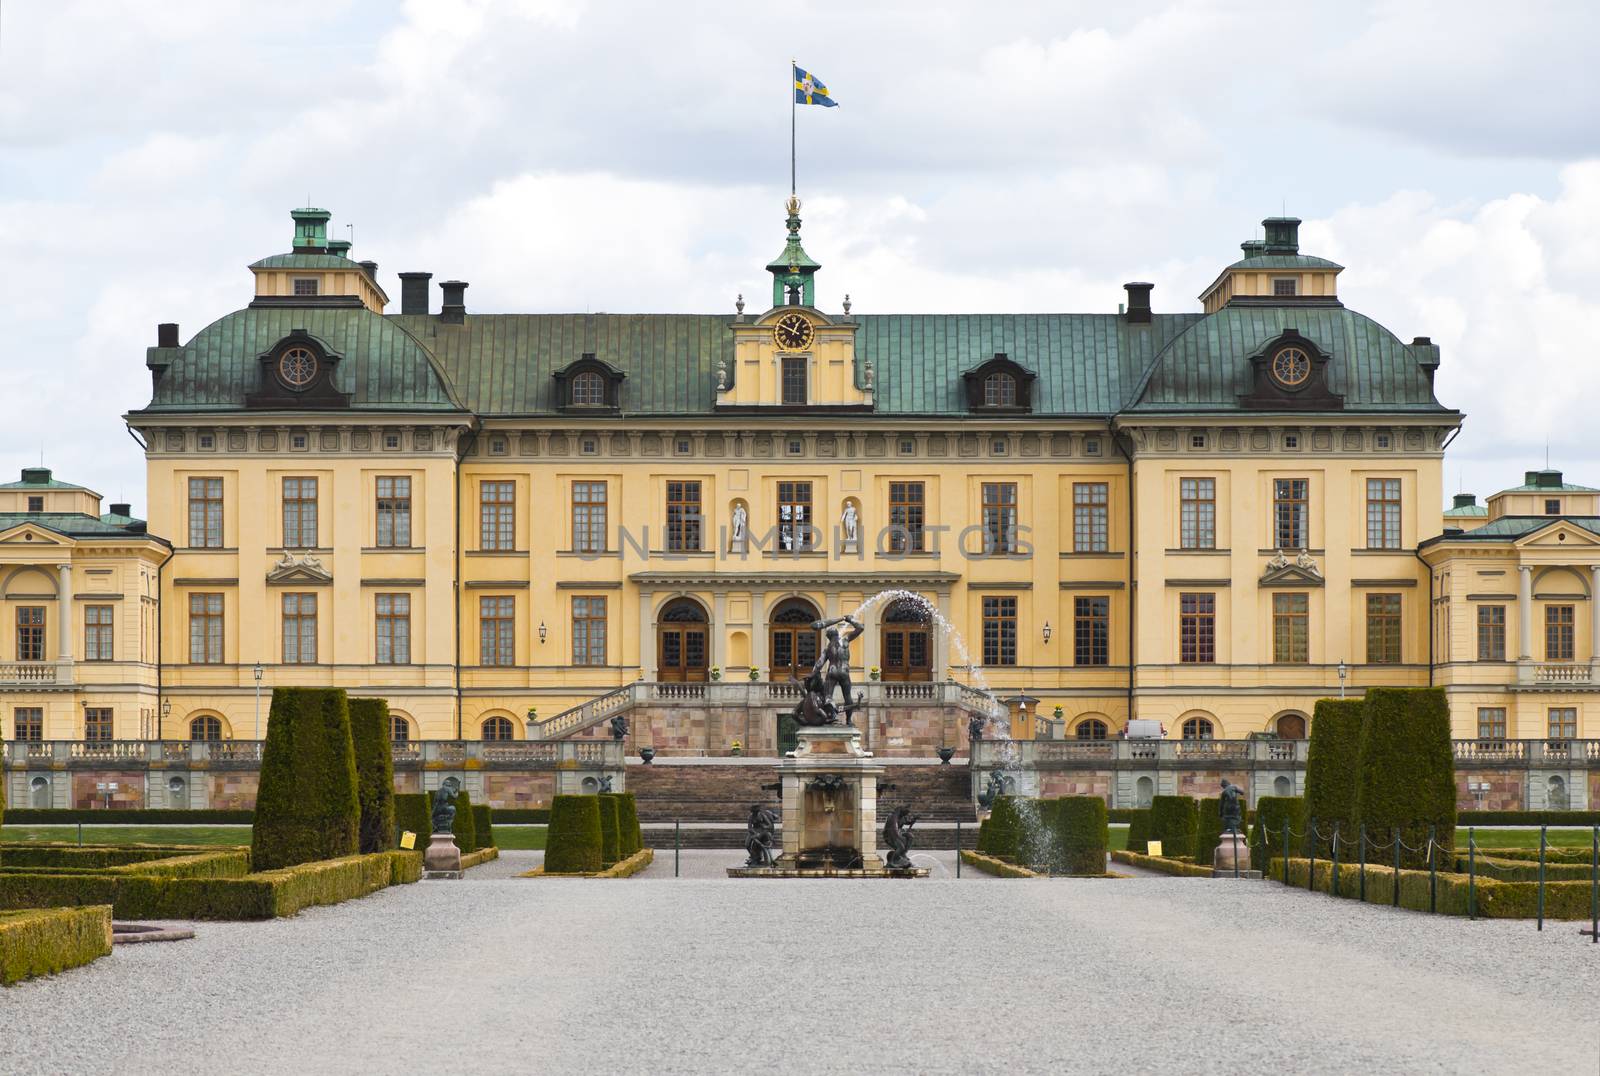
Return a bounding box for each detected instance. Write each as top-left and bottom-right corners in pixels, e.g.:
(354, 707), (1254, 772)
(727, 725), (927, 878)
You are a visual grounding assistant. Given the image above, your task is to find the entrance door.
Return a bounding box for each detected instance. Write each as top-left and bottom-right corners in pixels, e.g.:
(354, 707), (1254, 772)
(657, 598), (709, 682)
(880, 598), (932, 681)
(769, 598), (820, 683)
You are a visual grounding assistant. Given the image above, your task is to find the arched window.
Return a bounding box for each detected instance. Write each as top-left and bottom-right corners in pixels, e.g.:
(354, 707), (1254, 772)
(390, 714), (412, 742)
(572, 371), (605, 406)
(1181, 716), (1214, 740)
(983, 372), (1017, 407)
(481, 715), (515, 742)
(189, 715), (223, 742)
(1074, 718), (1109, 741)
(1274, 712), (1307, 739)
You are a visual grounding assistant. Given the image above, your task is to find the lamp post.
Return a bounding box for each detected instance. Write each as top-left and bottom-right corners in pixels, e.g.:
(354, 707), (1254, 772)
(253, 662), (264, 740)
(1338, 660), (1348, 699)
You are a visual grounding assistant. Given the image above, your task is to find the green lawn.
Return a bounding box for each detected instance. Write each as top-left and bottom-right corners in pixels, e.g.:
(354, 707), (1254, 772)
(1, 823), (549, 851)
(1461, 827), (1597, 852)
(491, 825), (547, 851)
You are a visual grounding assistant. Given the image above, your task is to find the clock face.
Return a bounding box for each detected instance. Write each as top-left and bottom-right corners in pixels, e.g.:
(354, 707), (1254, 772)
(772, 313), (815, 351)
(1271, 346), (1310, 387)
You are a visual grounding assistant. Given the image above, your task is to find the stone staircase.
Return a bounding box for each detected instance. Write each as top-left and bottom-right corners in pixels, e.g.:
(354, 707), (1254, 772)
(628, 761), (976, 824)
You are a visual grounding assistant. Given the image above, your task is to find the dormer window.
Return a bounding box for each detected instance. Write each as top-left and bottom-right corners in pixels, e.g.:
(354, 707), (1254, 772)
(984, 373), (1017, 407)
(1545, 498), (1561, 515)
(292, 278), (320, 296)
(572, 372), (605, 406)
(27, 496), (43, 513)
(1273, 278), (1297, 297)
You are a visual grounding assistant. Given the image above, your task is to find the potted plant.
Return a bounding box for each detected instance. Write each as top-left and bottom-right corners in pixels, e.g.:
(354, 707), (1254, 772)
(748, 667), (760, 681)
(730, 740), (743, 756)
(869, 666), (881, 681)
(1053, 705), (1064, 720)
(639, 746), (656, 764)
(710, 666), (722, 681)
(527, 706), (539, 724)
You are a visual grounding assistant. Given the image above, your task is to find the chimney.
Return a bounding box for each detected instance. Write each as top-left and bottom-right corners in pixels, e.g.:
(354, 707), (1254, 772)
(1452, 493), (1476, 510)
(157, 323), (179, 347)
(399, 272), (432, 316)
(1535, 469), (1563, 489)
(439, 280), (468, 324)
(358, 260), (379, 281)
(1261, 217), (1301, 255)
(109, 502), (131, 518)
(1123, 282), (1153, 323)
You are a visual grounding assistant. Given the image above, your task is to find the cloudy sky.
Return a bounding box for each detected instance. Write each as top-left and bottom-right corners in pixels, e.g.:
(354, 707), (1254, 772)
(3, 0), (1598, 514)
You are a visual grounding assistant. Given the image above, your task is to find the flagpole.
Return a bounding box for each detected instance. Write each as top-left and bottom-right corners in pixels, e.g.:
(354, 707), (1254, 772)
(790, 58), (796, 195)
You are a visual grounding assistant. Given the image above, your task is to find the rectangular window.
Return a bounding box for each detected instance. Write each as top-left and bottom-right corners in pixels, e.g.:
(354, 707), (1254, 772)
(1477, 707), (1507, 741)
(888, 481), (926, 553)
(479, 596), (515, 667)
(84, 605), (114, 661)
(27, 495), (43, 512)
(282, 476), (318, 549)
(1366, 478), (1402, 549)
(1548, 707), (1577, 740)
(281, 593), (317, 664)
(665, 481), (702, 552)
(1073, 596), (1109, 667)
(1073, 483), (1109, 552)
(375, 476), (412, 548)
(1544, 498), (1561, 515)
(1272, 593), (1309, 663)
(1366, 593), (1402, 664)
(981, 596), (1017, 667)
(84, 707), (113, 743)
(572, 596), (607, 666)
(777, 481), (813, 552)
(292, 277), (319, 296)
(1179, 593), (1216, 664)
(982, 482), (1018, 554)
(1273, 478), (1309, 550)
(1179, 478), (1215, 550)
(375, 593), (410, 665)
(188, 477), (223, 548)
(14, 706), (43, 742)
(479, 481), (515, 551)
(188, 593), (223, 664)
(1476, 605), (1506, 661)
(15, 606), (44, 661)
(781, 357), (807, 405)
(1545, 604), (1575, 661)
(572, 481), (607, 553)
(1272, 277), (1297, 297)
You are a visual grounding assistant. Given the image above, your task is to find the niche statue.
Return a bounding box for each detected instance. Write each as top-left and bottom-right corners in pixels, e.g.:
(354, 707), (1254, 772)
(883, 805), (919, 870)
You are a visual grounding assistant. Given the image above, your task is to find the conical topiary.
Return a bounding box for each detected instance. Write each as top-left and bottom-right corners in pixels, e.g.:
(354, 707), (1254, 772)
(348, 697), (396, 854)
(251, 687), (360, 870)
(545, 795), (603, 874)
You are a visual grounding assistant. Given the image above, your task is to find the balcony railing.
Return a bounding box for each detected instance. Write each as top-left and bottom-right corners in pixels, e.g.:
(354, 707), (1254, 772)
(0, 661), (72, 687)
(973, 738), (1312, 768)
(1517, 662), (1599, 688)
(3, 739), (624, 770)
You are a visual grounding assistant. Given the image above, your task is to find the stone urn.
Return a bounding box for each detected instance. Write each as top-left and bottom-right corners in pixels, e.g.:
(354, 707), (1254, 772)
(640, 746), (656, 764)
(936, 746), (955, 765)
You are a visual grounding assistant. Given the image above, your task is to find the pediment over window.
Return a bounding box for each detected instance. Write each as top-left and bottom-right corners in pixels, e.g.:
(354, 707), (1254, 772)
(266, 552), (332, 585)
(245, 329), (351, 409)
(1259, 550), (1325, 588)
(1239, 329), (1343, 411)
(553, 353), (625, 413)
(962, 353), (1037, 413)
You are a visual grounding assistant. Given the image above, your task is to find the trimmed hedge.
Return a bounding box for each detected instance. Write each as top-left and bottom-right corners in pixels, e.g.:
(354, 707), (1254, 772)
(472, 805), (495, 851)
(3, 808), (256, 825)
(394, 794), (430, 847)
(1271, 856), (1599, 920)
(597, 795), (621, 867)
(1461, 811), (1600, 827)
(976, 797), (1026, 861)
(428, 787), (477, 853)
(614, 794), (642, 858)
(1110, 850), (1214, 877)
(1124, 809), (1153, 856)
(1306, 698), (1364, 856)
(544, 796), (603, 874)
(0, 851), (419, 920)
(0, 906), (112, 985)
(251, 687), (360, 871)
(960, 850), (1040, 878)
(1470, 846), (1595, 865)
(1044, 796), (1109, 875)
(1356, 687), (1456, 869)
(1458, 854), (1598, 882)
(1249, 796), (1307, 872)
(1149, 796), (1199, 859)
(348, 697), (396, 855)
(0, 844), (230, 870)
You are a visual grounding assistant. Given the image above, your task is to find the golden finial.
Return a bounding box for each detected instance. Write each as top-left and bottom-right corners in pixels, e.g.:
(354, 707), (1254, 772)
(785, 194), (801, 217)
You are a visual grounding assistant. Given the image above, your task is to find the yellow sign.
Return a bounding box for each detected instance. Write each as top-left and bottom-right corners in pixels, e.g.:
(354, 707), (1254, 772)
(400, 831), (416, 850)
(1146, 840), (1163, 857)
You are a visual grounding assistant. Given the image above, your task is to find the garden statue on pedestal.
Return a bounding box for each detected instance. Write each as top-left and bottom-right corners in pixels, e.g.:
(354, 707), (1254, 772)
(430, 783), (457, 834)
(424, 779), (464, 877)
(968, 713), (987, 744)
(1219, 778), (1246, 834)
(1212, 778), (1250, 874)
(883, 805), (919, 870)
(610, 714), (629, 741)
(597, 774), (614, 793)
(745, 804), (778, 867)
(977, 770), (1007, 811)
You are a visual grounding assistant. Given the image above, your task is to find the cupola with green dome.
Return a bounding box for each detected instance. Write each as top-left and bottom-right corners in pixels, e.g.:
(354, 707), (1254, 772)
(765, 195), (821, 307)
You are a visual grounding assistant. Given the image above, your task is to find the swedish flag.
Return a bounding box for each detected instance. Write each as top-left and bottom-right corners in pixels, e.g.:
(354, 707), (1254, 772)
(793, 64), (838, 107)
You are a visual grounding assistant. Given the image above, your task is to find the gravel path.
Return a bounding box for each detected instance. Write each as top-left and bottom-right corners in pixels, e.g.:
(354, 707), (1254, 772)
(6, 865), (1596, 1073)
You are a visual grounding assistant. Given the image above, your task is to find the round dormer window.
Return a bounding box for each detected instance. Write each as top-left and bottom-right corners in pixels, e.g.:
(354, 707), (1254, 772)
(278, 347), (318, 388)
(1271, 346), (1310, 387)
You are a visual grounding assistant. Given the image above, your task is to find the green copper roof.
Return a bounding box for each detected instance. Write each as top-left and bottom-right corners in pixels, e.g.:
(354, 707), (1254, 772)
(1498, 481), (1599, 493)
(0, 513), (157, 539)
(1442, 504), (1489, 518)
(249, 253), (355, 270)
(0, 468), (88, 491)
(1425, 516), (1600, 543)
(1130, 304), (1450, 413)
(133, 306), (464, 413)
(1223, 254), (1343, 272)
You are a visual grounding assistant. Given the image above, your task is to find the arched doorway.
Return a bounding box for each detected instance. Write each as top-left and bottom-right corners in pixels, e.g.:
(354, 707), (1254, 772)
(30, 776), (51, 809)
(769, 598), (820, 683)
(657, 598), (710, 682)
(880, 597), (932, 681)
(1275, 712), (1307, 739)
